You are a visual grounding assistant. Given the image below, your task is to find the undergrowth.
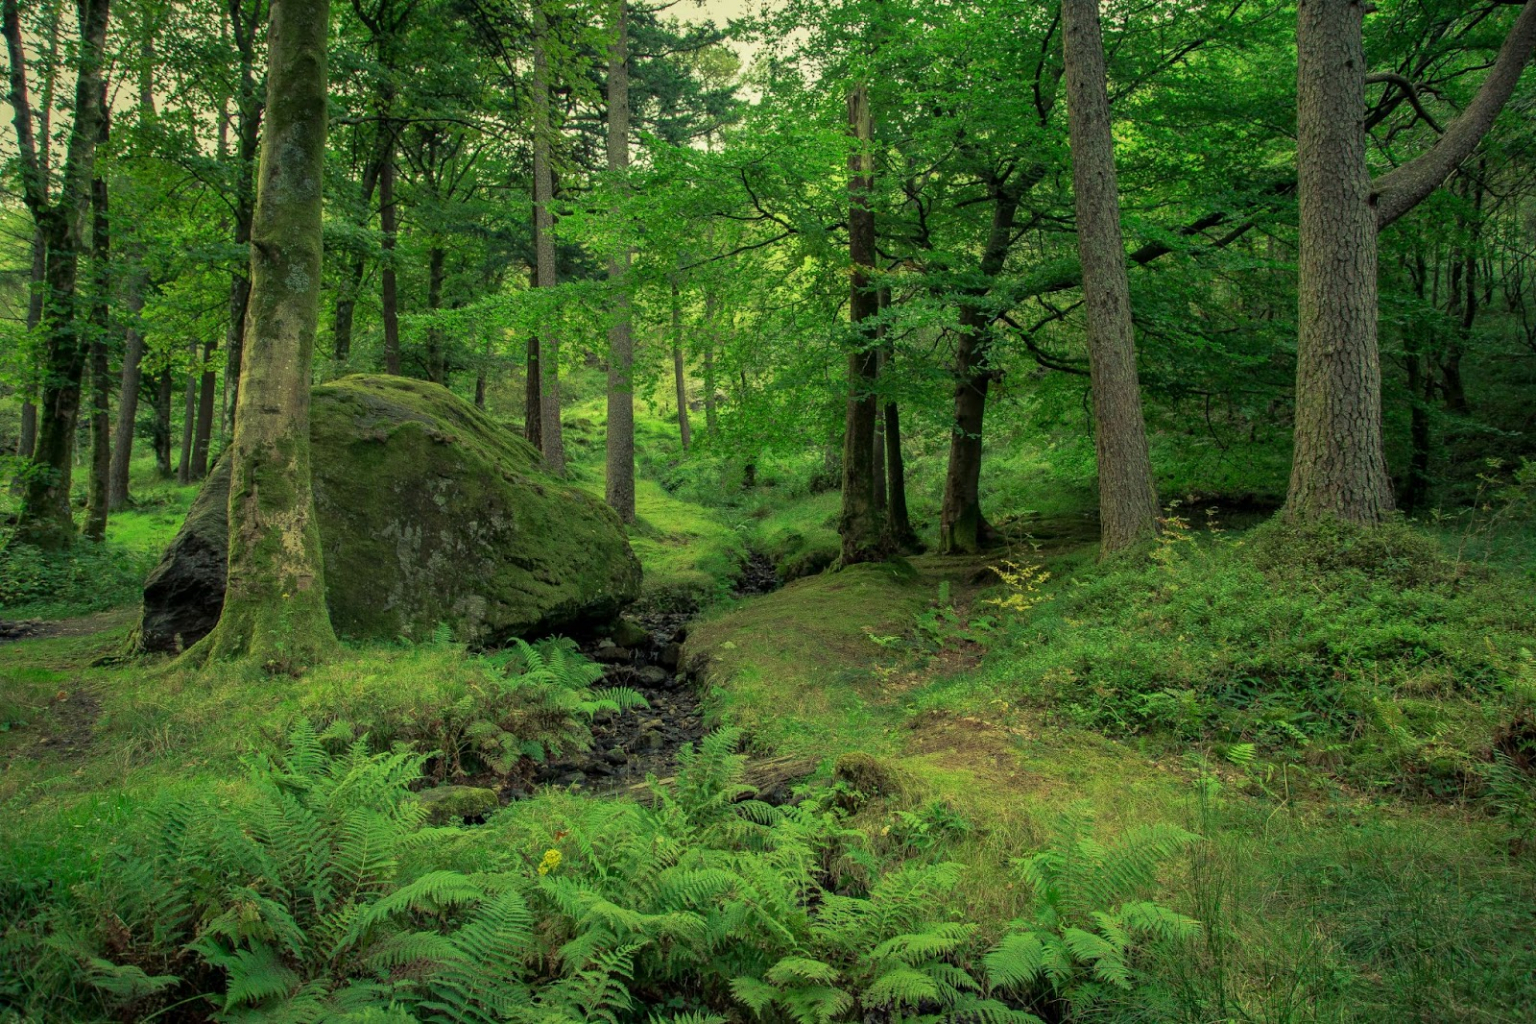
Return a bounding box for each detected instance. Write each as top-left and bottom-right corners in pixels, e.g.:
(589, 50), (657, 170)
(1, 725), (1196, 1023)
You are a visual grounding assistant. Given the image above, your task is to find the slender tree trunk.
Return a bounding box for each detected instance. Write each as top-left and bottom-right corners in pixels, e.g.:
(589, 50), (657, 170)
(671, 276), (691, 451)
(178, 338), (197, 484)
(426, 244), (446, 383)
(839, 84), (888, 566)
(192, 0), (337, 669)
(1063, 0), (1160, 554)
(703, 289), (719, 436)
(152, 369), (173, 478)
(108, 280), (146, 508)
(524, 221), (541, 447)
(533, 8), (566, 473)
(84, 117), (112, 543)
(380, 124), (401, 375)
(332, 134), (384, 363)
(224, 86), (260, 433)
(191, 343), (217, 477)
(1285, 0), (1393, 524)
(871, 350), (887, 516)
(877, 287), (918, 550)
(9, 0), (112, 549)
(604, 0), (635, 521)
(17, 226), (44, 459)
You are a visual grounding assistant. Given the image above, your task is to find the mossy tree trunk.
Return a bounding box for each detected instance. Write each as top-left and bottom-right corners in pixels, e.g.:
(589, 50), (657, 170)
(6, 0), (112, 550)
(604, 0), (635, 522)
(190, 0), (338, 671)
(1063, 0), (1160, 555)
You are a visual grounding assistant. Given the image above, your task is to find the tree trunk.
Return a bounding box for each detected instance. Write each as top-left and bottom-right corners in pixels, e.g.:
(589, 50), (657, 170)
(379, 126), (400, 375)
(671, 276), (691, 451)
(533, 8), (566, 473)
(178, 339), (197, 484)
(9, 0), (112, 549)
(604, 0), (635, 522)
(703, 288), (719, 436)
(1286, 0), (1393, 524)
(224, 60), (261, 433)
(84, 127), (112, 543)
(426, 244), (447, 383)
(1063, 0), (1160, 555)
(108, 278), (147, 508)
(17, 226), (44, 460)
(938, 191), (1019, 555)
(524, 220), (542, 447)
(152, 369), (173, 478)
(192, 0), (337, 669)
(877, 288), (918, 551)
(191, 343), (217, 478)
(332, 133), (385, 363)
(871, 350), (886, 516)
(838, 85), (888, 566)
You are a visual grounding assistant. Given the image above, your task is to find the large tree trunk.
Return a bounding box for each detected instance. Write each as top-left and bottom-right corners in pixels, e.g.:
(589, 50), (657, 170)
(604, 1), (635, 522)
(533, 8), (566, 473)
(671, 276), (691, 451)
(938, 191), (1019, 555)
(1063, 0), (1160, 555)
(838, 85), (888, 566)
(1286, 0), (1393, 524)
(84, 120), (112, 544)
(192, 0), (337, 669)
(8, 0), (112, 549)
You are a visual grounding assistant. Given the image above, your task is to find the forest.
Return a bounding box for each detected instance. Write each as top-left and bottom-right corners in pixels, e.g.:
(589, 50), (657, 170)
(3, 0), (1536, 1020)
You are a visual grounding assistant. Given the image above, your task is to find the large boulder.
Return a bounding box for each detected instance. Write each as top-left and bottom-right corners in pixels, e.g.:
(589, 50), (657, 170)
(139, 375), (641, 651)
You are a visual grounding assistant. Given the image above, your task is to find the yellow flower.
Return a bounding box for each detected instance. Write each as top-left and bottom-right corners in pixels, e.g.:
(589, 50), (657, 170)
(537, 848), (562, 876)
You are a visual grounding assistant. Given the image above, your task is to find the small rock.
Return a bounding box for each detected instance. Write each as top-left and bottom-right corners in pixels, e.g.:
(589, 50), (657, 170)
(604, 745), (628, 765)
(416, 785), (500, 825)
(636, 666), (670, 687)
(592, 643), (633, 665)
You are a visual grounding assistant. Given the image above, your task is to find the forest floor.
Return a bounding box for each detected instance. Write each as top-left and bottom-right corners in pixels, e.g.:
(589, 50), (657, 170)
(4, 397), (1536, 1020)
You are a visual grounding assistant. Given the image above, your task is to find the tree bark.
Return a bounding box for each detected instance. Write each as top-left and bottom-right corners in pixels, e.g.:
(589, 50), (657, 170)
(533, 6), (566, 473)
(604, 0), (635, 522)
(1063, 0), (1160, 555)
(671, 276), (691, 451)
(108, 279), (146, 508)
(13, 4), (59, 464)
(8, 0), (112, 549)
(192, 0), (338, 669)
(1286, 0), (1393, 524)
(838, 85), (889, 566)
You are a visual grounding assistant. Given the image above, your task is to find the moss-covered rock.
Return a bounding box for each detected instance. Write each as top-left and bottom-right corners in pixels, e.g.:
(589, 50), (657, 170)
(139, 375), (641, 651)
(415, 785), (500, 824)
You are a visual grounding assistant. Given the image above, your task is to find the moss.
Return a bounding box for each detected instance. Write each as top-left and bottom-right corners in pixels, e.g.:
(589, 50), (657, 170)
(415, 785), (500, 825)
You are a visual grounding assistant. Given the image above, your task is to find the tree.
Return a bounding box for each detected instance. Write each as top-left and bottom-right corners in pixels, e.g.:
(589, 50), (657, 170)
(5, 0), (112, 549)
(1286, 0), (1536, 524)
(532, 2), (567, 473)
(838, 83), (888, 565)
(1062, 0), (1159, 554)
(605, 0), (635, 522)
(192, 0), (338, 669)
